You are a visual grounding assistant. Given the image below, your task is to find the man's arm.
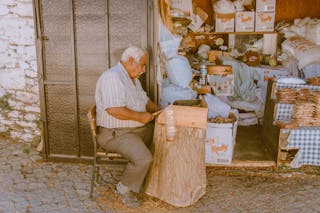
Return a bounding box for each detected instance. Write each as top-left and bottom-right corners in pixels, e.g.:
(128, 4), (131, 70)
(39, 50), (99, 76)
(106, 107), (154, 124)
(146, 100), (162, 113)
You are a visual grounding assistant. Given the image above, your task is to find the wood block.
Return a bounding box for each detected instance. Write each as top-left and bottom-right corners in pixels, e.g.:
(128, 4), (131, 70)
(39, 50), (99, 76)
(157, 105), (208, 129)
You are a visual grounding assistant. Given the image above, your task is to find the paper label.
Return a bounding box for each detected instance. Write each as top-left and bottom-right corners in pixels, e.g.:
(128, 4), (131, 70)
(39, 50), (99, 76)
(236, 12), (255, 32)
(255, 12), (275, 32)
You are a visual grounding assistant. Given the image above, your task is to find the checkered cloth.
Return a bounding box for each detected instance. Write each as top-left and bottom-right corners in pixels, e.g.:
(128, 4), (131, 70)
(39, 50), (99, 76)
(271, 82), (320, 166)
(286, 127), (320, 166)
(274, 103), (294, 121)
(272, 82), (320, 99)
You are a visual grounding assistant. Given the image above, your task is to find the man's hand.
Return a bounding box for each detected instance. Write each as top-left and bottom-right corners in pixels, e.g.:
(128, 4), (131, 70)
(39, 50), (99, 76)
(146, 100), (162, 113)
(139, 112), (154, 124)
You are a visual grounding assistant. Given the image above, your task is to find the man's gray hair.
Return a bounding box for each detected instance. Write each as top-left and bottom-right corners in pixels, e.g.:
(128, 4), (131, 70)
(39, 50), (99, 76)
(120, 46), (146, 63)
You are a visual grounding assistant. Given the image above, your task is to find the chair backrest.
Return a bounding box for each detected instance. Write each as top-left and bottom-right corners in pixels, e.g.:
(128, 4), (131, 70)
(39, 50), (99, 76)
(87, 105), (97, 138)
(87, 104), (125, 160)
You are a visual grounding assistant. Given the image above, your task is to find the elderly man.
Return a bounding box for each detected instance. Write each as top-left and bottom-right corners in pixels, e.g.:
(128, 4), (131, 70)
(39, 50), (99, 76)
(95, 46), (159, 208)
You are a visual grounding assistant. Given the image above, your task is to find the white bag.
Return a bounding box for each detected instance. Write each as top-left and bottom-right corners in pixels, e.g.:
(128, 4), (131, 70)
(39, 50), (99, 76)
(305, 20), (320, 45)
(158, 16), (182, 60)
(204, 94), (231, 118)
(166, 56), (193, 88)
(282, 36), (320, 69)
(228, 99), (263, 114)
(160, 81), (197, 108)
(213, 0), (236, 14)
(303, 64), (320, 79)
(238, 117), (258, 126)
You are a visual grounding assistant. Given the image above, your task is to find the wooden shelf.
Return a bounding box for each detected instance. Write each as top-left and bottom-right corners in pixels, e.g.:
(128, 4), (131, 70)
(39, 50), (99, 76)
(189, 31), (277, 35)
(229, 31), (277, 35)
(206, 160), (276, 168)
(193, 0), (320, 26)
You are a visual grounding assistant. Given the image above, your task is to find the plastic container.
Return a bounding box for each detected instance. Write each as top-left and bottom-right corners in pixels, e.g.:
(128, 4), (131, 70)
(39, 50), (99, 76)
(199, 64), (207, 86)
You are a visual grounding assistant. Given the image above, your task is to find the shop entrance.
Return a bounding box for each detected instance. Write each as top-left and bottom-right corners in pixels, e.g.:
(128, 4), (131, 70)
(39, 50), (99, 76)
(234, 125), (273, 162)
(154, 0), (319, 168)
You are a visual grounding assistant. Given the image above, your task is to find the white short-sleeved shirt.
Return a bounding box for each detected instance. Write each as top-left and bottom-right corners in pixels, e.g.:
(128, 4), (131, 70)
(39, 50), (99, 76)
(95, 63), (149, 128)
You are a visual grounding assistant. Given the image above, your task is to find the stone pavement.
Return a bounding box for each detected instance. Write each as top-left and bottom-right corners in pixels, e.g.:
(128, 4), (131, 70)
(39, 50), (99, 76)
(1, 139), (320, 213)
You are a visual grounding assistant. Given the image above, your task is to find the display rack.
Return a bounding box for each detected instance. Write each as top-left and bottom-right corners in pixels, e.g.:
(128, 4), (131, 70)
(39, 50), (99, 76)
(187, 31), (278, 55)
(263, 80), (320, 166)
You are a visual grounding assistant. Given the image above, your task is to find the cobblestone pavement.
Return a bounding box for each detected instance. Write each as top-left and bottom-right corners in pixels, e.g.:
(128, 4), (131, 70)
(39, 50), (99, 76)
(1, 139), (320, 213)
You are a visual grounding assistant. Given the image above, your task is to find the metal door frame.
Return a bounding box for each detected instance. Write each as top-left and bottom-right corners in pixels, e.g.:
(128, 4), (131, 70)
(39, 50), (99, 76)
(33, 0), (155, 162)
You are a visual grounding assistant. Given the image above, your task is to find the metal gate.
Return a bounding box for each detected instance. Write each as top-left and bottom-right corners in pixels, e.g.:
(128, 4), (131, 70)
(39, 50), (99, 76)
(33, 0), (156, 161)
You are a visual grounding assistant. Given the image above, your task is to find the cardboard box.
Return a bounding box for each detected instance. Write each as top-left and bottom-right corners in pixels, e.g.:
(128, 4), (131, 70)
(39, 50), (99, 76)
(255, 12), (275, 32)
(235, 11), (255, 32)
(189, 7), (208, 32)
(256, 0), (276, 12)
(215, 13), (235, 32)
(205, 112), (238, 165)
(262, 33), (278, 55)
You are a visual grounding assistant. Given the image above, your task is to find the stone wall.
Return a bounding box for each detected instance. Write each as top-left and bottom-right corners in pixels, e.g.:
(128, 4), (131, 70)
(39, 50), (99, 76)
(0, 0), (41, 144)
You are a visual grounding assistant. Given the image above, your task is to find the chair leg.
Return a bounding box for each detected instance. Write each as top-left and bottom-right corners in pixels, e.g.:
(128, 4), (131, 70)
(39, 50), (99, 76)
(96, 165), (100, 183)
(90, 160), (97, 198)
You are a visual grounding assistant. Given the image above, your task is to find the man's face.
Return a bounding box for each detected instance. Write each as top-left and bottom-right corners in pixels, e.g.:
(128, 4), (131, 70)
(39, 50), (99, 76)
(128, 54), (148, 79)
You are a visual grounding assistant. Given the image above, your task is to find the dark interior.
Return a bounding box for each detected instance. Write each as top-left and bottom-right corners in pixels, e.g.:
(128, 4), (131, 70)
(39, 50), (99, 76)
(234, 125), (273, 161)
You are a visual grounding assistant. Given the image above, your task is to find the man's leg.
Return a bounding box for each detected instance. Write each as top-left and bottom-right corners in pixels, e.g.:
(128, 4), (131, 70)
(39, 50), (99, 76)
(97, 126), (153, 207)
(106, 132), (153, 192)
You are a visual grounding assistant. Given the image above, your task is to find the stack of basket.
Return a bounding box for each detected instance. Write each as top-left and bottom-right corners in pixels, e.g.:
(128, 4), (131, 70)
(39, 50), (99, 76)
(276, 88), (297, 103)
(293, 100), (315, 126)
(312, 92), (320, 126)
(296, 88), (312, 101)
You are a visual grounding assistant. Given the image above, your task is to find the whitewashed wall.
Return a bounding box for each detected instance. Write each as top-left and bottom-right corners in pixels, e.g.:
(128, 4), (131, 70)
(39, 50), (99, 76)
(0, 0), (41, 144)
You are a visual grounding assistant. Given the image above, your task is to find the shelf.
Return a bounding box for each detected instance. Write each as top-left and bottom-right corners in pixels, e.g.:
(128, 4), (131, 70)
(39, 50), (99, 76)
(189, 31), (277, 35)
(222, 31), (277, 35)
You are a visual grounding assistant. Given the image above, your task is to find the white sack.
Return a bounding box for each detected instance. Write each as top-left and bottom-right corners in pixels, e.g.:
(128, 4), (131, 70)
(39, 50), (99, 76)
(290, 25), (306, 38)
(233, 0), (244, 12)
(158, 17), (182, 60)
(238, 117), (258, 126)
(282, 29), (298, 39)
(305, 19), (320, 45)
(160, 80), (197, 108)
(166, 55), (193, 88)
(282, 37), (320, 69)
(213, 0), (235, 14)
(204, 94), (231, 118)
(228, 98), (263, 117)
(303, 64), (320, 79)
(239, 112), (256, 120)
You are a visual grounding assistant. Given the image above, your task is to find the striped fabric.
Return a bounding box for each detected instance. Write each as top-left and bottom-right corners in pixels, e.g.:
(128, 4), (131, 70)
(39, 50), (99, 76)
(95, 63), (149, 128)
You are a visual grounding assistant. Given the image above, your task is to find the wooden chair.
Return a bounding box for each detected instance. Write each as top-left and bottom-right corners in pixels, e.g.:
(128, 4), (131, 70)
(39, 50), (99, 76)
(87, 105), (124, 198)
